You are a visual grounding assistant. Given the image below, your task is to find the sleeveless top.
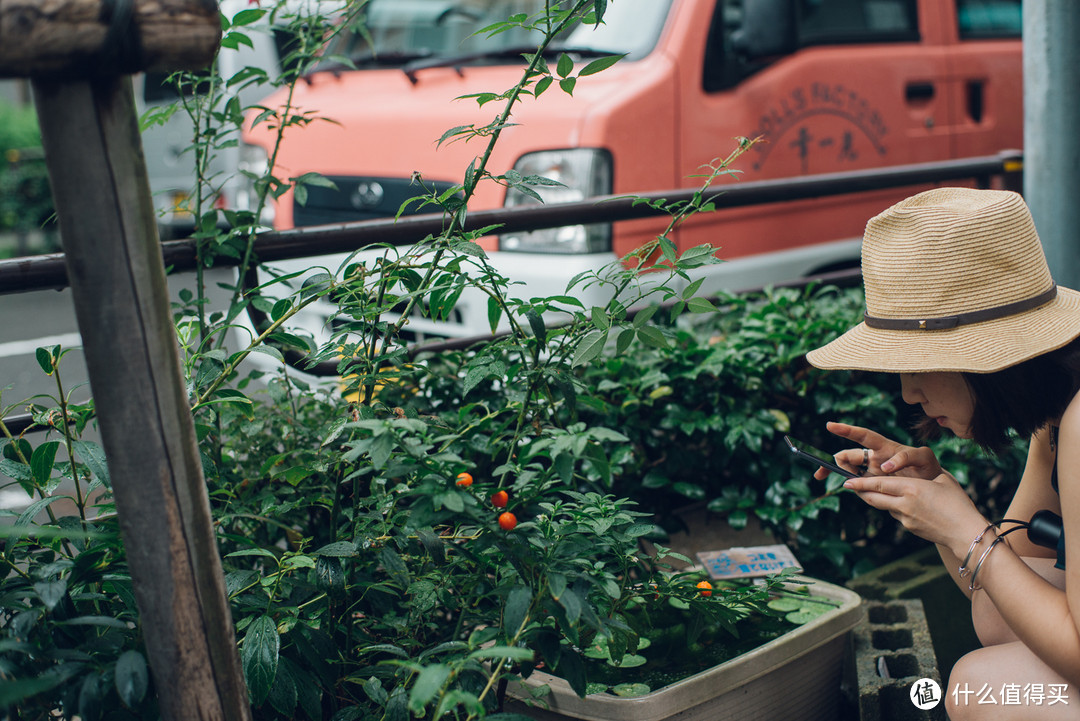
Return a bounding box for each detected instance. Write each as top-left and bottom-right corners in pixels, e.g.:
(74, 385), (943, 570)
(1049, 425), (1067, 570)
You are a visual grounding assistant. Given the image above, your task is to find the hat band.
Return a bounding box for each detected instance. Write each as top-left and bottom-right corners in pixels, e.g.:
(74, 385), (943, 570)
(863, 284), (1058, 331)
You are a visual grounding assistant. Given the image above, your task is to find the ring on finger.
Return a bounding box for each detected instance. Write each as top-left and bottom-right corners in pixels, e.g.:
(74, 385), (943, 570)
(861, 448), (870, 467)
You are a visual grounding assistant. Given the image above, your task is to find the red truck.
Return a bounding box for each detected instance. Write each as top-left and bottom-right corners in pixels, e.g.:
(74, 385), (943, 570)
(241, 0), (1022, 340)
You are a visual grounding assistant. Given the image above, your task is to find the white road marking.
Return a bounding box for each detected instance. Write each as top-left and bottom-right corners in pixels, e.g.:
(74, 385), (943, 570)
(0, 332), (82, 359)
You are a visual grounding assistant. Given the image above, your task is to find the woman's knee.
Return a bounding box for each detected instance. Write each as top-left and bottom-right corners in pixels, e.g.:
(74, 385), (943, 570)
(945, 652), (976, 720)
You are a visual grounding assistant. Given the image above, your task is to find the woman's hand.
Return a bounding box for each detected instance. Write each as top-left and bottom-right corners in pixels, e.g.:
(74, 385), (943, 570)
(812, 421), (944, 480)
(841, 472), (987, 553)
(819, 422), (986, 553)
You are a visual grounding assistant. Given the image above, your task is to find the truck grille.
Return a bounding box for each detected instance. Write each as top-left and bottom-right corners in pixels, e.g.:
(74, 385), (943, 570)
(292, 175), (461, 227)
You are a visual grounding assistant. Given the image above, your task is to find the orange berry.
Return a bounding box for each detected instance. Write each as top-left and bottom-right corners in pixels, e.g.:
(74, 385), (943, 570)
(498, 511), (518, 531)
(455, 472), (473, 487)
(696, 580), (713, 597)
(490, 490), (509, 508)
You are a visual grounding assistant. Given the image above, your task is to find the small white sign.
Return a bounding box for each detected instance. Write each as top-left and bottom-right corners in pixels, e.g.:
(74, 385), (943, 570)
(696, 544), (802, 580)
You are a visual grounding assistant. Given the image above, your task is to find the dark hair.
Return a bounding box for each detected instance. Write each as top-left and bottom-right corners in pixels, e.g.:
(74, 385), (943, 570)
(915, 335), (1080, 453)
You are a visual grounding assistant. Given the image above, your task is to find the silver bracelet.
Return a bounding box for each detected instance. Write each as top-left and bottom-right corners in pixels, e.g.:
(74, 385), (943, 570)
(959, 523), (996, 578)
(969, 535), (1006, 591)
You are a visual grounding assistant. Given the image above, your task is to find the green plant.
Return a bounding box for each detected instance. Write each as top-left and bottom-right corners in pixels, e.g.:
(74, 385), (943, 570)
(0, 2), (1028, 720)
(0, 349), (153, 719)
(0, 99), (55, 238)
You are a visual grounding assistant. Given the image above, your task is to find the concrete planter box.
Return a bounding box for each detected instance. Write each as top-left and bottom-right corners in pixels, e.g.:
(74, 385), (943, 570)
(507, 577), (862, 721)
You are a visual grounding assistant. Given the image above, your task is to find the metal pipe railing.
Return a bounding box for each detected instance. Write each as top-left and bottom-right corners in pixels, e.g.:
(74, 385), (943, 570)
(0, 150), (1022, 295)
(0, 150), (1022, 434)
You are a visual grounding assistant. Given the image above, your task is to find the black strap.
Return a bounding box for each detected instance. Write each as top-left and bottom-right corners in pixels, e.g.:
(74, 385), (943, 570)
(863, 284), (1058, 331)
(98, 0), (145, 73)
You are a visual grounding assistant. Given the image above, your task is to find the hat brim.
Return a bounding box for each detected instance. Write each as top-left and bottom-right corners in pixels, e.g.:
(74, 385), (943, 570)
(807, 286), (1080, 373)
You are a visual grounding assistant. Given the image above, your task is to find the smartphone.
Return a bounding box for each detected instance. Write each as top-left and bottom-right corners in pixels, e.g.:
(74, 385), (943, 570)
(783, 435), (860, 479)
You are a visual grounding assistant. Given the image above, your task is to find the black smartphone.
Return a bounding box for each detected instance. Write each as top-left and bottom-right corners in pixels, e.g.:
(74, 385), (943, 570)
(783, 435), (860, 479)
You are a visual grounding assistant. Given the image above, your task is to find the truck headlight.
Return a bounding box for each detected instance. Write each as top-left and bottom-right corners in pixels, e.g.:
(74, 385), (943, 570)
(500, 148), (612, 254)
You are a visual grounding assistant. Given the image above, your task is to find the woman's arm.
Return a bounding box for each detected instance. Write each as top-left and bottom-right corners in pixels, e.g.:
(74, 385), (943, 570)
(998, 425), (1062, 559)
(841, 407), (1080, 686)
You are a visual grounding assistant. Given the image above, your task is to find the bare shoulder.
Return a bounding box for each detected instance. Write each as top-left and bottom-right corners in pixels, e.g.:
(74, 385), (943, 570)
(1058, 390), (1080, 450)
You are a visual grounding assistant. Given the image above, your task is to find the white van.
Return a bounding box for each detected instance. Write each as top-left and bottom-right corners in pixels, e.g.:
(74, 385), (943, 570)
(136, 0), (342, 239)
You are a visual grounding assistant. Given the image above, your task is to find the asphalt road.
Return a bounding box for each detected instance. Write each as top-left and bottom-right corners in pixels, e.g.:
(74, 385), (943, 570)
(0, 266), (240, 514)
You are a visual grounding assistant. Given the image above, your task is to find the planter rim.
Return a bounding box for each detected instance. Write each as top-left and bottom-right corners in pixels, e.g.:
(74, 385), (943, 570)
(509, 575), (862, 721)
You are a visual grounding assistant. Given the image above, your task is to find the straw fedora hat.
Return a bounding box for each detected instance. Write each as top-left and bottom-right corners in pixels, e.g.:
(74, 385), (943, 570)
(807, 187), (1080, 373)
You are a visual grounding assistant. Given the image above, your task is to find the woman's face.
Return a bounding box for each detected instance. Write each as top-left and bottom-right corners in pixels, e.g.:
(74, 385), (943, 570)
(899, 372), (976, 438)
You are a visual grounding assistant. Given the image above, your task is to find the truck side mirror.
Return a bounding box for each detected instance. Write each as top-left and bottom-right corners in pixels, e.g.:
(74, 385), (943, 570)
(731, 0), (797, 60)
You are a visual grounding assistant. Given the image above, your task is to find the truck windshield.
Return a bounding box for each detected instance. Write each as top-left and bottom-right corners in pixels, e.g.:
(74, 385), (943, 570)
(324, 0), (673, 70)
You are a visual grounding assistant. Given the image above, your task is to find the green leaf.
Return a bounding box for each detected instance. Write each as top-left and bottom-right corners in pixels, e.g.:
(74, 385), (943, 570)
(556, 53), (574, 78)
(35, 346), (55, 375)
(268, 655), (298, 718)
(559, 77), (577, 95)
(271, 298), (292, 322)
(590, 306), (609, 330)
(672, 481), (706, 500)
(579, 54), (624, 77)
(526, 309), (547, 346)
(487, 296), (503, 332)
(230, 7), (265, 26)
(30, 440), (59, 486)
(687, 296), (716, 313)
(556, 651), (587, 698)
(16, 496), (69, 527)
(614, 327), (635, 355)
(572, 329), (608, 367)
(79, 672), (107, 721)
(636, 325), (668, 349)
(363, 677), (388, 706)
(313, 541), (357, 557)
(558, 588), (582, 624)
(316, 556), (346, 596)
(632, 304), (659, 327)
(408, 664), (450, 714)
(72, 440), (110, 487)
(115, 651), (149, 708)
(504, 586), (531, 637)
(0, 674), (66, 707)
(1, 458), (33, 494)
(242, 615), (280, 706)
(321, 416), (348, 447)
(226, 547), (280, 561)
(468, 646), (534, 662)
(612, 682), (651, 697)
(33, 579), (67, 610)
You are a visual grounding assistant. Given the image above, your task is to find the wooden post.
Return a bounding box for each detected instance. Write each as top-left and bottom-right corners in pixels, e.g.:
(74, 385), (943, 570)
(3, 3), (251, 720)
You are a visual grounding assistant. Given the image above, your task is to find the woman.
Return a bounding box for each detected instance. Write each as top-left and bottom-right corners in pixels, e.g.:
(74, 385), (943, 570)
(806, 187), (1080, 719)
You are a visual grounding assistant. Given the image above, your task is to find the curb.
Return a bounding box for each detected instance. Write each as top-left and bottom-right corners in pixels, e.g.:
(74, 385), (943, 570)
(852, 598), (946, 720)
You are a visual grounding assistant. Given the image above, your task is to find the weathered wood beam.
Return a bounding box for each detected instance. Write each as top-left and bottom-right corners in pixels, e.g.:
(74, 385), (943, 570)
(15, 1), (247, 718)
(32, 72), (251, 721)
(1, 0), (220, 78)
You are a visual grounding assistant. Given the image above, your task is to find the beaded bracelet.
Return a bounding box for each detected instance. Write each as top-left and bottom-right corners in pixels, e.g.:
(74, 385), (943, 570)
(958, 523), (996, 578)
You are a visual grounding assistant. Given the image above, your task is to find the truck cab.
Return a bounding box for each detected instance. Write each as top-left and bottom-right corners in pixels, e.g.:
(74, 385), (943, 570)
(240, 0), (1022, 340)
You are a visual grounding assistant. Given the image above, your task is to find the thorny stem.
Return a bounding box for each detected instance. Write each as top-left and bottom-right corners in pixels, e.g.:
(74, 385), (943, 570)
(192, 290), (325, 412)
(467, 604), (533, 719)
(52, 367), (86, 520)
(370, 1), (593, 391)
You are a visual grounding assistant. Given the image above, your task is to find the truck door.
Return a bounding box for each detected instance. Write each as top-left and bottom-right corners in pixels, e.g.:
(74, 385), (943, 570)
(674, 0), (954, 265)
(937, 0), (1023, 159)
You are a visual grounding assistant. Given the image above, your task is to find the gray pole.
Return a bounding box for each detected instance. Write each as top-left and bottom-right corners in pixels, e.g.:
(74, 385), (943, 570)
(1024, 0), (1080, 288)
